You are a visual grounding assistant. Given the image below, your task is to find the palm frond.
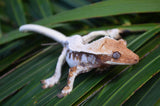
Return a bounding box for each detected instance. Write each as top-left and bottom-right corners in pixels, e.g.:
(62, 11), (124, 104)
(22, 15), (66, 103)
(0, 0), (160, 105)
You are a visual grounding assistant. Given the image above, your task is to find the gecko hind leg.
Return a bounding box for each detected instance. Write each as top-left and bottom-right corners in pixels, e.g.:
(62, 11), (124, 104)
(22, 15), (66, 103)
(57, 66), (91, 98)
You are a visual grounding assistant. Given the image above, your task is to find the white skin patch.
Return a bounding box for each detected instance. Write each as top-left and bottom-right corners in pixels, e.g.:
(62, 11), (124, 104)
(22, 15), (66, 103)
(19, 24), (139, 98)
(81, 54), (88, 63)
(88, 55), (96, 64)
(66, 50), (97, 67)
(66, 50), (80, 67)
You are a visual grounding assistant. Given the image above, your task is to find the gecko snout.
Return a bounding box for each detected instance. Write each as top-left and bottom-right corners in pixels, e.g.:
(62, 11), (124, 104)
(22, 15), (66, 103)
(133, 55), (139, 64)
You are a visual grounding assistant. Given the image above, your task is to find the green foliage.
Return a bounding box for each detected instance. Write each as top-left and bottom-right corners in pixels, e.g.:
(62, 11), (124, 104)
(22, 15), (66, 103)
(4, 0), (26, 26)
(0, 0), (160, 105)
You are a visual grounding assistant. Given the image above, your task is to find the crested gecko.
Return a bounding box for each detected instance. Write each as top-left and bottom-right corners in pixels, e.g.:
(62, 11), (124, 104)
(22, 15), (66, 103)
(19, 24), (139, 98)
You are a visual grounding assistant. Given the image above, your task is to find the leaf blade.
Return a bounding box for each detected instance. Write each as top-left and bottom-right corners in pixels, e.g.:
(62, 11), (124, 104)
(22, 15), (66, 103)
(1, 0), (160, 44)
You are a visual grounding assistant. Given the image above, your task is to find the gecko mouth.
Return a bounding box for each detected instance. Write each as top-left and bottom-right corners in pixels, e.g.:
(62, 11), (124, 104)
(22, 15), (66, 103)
(105, 61), (132, 65)
(105, 59), (139, 65)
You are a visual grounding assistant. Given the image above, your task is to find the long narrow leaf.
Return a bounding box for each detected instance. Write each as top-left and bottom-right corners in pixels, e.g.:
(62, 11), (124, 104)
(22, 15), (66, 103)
(128, 25), (160, 51)
(136, 74), (160, 106)
(123, 72), (160, 106)
(0, 46), (61, 101)
(5, 0), (26, 26)
(0, 37), (42, 71)
(0, 21), (2, 38)
(0, 0), (160, 44)
(28, 0), (52, 19)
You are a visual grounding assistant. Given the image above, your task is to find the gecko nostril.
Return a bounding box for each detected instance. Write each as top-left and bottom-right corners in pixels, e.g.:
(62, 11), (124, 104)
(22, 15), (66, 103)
(134, 55), (139, 63)
(134, 59), (139, 63)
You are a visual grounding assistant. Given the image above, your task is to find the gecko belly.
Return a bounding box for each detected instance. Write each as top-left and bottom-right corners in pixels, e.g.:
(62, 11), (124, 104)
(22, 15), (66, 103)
(66, 50), (98, 68)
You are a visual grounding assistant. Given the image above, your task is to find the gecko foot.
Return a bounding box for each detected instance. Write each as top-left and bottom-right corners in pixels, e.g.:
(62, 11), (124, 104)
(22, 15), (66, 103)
(41, 77), (58, 89)
(57, 92), (68, 98)
(57, 86), (72, 98)
(57, 93), (65, 98)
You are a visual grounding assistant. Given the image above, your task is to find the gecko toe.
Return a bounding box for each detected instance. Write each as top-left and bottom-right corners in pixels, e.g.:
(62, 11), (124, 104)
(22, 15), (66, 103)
(41, 80), (48, 89)
(40, 80), (45, 84)
(42, 85), (47, 89)
(57, 93), (65, 98)
(49, 84), (54, 88)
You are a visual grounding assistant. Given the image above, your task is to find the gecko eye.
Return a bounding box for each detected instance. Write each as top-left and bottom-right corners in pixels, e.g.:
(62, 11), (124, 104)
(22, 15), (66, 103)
(112, 51), (121, 59)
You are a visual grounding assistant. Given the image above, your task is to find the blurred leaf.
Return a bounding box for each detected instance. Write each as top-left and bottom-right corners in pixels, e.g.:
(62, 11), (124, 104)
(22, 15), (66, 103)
(27, 0), (52, 19)
(0, 36), (42, 71)
(61, 0), (90, 8)
(0, 0), (160, 44)
(155, 99), (160, 106)
(0, 46), (61, 102)
(38, 0), (160, 25)
(0, 21), (2, 38)
(5, 0), (26, 26)
(0, 0), (160, 105)
(75, 23), (160, 35)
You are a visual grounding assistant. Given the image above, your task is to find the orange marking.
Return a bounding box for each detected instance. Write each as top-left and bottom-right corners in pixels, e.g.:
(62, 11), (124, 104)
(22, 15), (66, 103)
(69, 53), (71, 58)
(63, 86), (70, 91)
(67, 80), (71, 85)
(69, 67), (77, 77)
(76, 55), (79, 60)
(72, 52), (75, 60)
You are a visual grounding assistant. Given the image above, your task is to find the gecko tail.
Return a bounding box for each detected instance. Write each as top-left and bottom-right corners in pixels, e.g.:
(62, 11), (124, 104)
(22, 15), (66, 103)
(19, 24), (67, 45)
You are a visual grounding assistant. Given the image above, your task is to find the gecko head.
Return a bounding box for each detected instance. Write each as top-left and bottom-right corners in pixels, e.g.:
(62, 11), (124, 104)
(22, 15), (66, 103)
(104, 38), (139, 65)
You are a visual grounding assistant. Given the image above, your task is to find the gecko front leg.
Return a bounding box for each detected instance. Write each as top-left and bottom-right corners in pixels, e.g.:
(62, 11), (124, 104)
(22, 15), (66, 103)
(41, 47), (67, 88)
(57, 66), (91, 98)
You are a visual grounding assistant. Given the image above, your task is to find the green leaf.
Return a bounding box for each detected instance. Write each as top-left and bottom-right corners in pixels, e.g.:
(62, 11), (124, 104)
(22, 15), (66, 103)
(0, 36), (42, 71)
(5, 0), (26, 26)
(60, 0), (90, 7)
(75, 23), (160, 35)
(0, 46), (61, 102)
(128, 25), (160, 51)
(123, 72), (160, 106)
(27, 0), (52, 19)
(136, 75), (160, 106)
(0, 21), (2, 38)
(1, 0), (160, 44)
(1, 0), (160, 105)
(38, 0), (160, 25)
